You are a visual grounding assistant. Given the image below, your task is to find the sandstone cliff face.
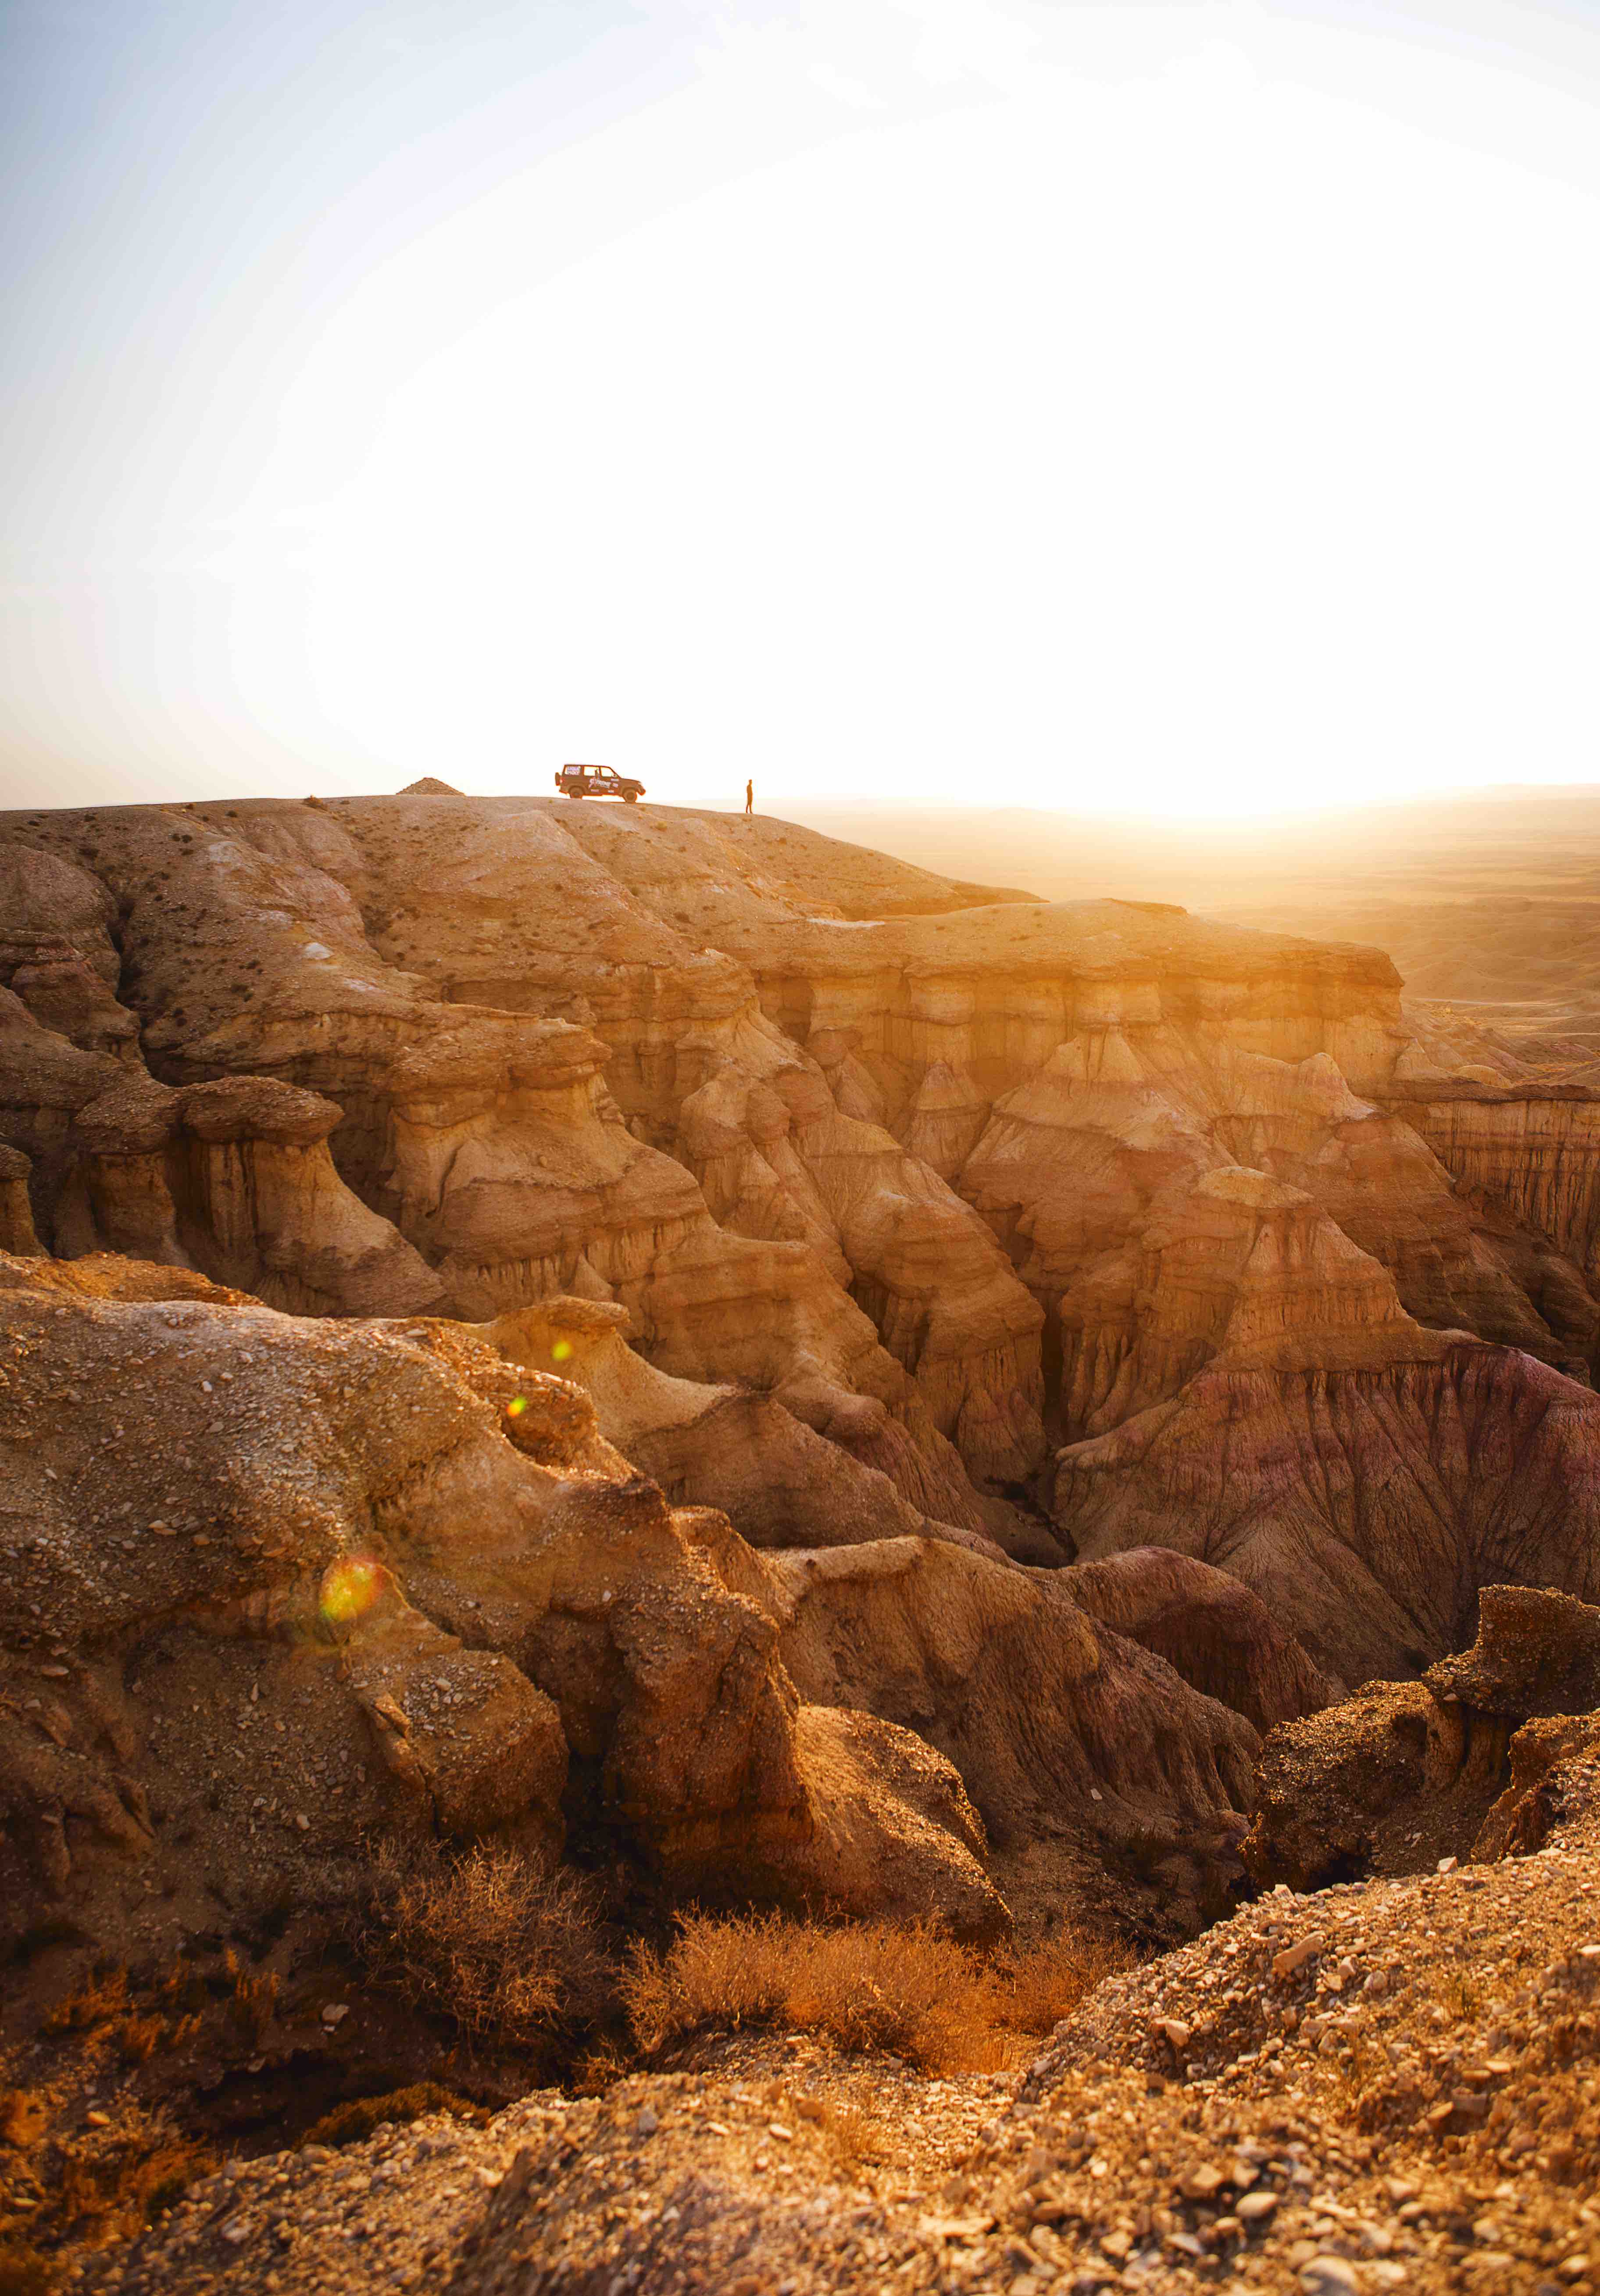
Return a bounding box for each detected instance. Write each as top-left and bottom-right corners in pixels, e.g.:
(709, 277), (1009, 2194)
(0, 801), (1046, 1529)
(0, 1142), (40, 1254)
(0, 1251), (1271, 1957)
(691, 1524), (1258, 1867)
(1061, 1547), (1335, 1731)
(452, 1293), (1013, 1563)
(1398, 1094), (1600, 1287)
(1051, 1339), (1600, 1688)
(0, 1250), (1004, 1947)
(9, 790), (1600, 1705)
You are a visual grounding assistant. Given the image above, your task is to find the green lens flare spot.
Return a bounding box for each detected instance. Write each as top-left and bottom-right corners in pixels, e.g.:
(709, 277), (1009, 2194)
(320, 1556), (380, 1626)
(551, 1340), (574, 1363)
(505, 1395), (528, 1416)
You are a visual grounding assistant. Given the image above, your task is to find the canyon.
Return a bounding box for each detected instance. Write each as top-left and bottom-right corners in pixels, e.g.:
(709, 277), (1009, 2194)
(7, 787), (1600, 2292)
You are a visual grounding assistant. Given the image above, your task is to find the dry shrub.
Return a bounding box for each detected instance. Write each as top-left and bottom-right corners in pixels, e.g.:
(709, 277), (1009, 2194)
(623, 1914), (992, 2073)
(113, 2016), (166, 2066)
(223, 1949), (278, 2046)
(52, 2129), (215, 2246)
(990, 1931), (1132, 2036)
(569, 2039), (632, 2096)
(625, 1913), (1128, 2074)
(42, 1966), (128, 2035)
(353, 1841), (609, 2044)
(299, 2084), (489, 2150)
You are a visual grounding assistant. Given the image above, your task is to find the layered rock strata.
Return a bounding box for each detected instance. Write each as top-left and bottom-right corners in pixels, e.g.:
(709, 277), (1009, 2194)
(1051, 1336), (1600, 1687)
(10, 790), (1600, 1695)
(0, 1250), (1001, 1946)
(0, 1252), (1263, 1961)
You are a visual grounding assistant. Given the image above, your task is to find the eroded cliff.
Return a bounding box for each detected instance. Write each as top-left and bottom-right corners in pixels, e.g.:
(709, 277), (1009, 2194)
(6, 787), (1600, 1688)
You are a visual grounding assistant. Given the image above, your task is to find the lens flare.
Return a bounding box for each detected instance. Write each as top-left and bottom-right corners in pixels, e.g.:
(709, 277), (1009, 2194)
(320, 1554), (381, 1627)
(505, 1394), (528, 1417)
(551, 1339), (573, 1363)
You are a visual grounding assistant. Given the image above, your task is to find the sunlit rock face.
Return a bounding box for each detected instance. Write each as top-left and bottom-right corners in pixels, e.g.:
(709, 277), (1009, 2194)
(1397, 1094), (1600, 1289)
(0, 1248), (1011, 1947)
(0, 1249), (1288, 1954)
(7, 787), (1600, 1674)
(0, 798), (1051, 1529)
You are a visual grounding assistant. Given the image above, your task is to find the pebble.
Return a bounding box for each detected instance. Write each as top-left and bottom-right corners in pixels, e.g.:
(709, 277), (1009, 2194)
(1300, 2259), (1361, 2295)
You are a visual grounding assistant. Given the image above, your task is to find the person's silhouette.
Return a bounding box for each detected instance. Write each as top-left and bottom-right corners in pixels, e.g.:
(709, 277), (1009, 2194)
(744, 779), (753, 816)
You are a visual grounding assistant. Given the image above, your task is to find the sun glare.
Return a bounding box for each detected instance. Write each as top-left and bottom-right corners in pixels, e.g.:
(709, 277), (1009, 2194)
(286, 29), (1600, 817)
(3, 2), (1599, 815)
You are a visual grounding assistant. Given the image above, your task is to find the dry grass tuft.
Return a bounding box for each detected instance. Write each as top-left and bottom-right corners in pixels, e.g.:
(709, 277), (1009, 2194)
(299, 2085), (489, 2150)
(223, 1949), (278, 2046)
(55, 2131), (215, 2245)
(151, 1963), (206, 2018)
(622, 1913), (1128, 2075)
(811, 2098), (889, 2172)
(351, 1841), (610, 2045)
(41, 1966), (129, 2036)
(113, 2016), (167, 2066)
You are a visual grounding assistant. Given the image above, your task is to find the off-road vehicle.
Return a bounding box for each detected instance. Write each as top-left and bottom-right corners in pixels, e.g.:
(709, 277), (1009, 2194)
(554, 762), (645, 803)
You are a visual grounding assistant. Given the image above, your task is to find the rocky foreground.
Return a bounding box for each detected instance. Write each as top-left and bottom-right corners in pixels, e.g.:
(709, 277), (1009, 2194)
(80, 1674), (1600, 2296)
(7, 791), (1600, 2291)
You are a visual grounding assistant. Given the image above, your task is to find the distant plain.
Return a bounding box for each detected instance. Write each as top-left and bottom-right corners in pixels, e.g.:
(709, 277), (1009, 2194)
(782, 785), (1600, 1078)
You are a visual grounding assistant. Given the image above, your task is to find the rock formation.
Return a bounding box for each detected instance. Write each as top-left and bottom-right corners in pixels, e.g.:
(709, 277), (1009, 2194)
(0, 1250), (1002, 1949)
(1061, 1547), (1335, 1731)
(10, 788), (1600, 1699)
(1051, 1338), (1600, 1688)
(15, 790), (1600, 2289)
(83, 1613), (1600, 2296)
(0, 1249), (1272, 1969)
(1242, 1582), (1600, 1891)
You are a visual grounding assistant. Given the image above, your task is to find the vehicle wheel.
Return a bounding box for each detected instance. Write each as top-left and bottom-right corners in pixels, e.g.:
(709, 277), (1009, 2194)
(567, 790), (585, 799)
(624, 791), (639, 804)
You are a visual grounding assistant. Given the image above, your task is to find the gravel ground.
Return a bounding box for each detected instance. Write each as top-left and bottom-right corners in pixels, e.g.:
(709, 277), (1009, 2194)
(77, 1743), (1600, 2296)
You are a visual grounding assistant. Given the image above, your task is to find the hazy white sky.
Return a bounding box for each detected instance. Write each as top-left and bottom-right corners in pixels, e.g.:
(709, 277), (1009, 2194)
(3, 0), (1599, 815)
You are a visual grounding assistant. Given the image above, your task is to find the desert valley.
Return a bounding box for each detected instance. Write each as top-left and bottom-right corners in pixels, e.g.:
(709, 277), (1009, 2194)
(2, 785), (1600, 2293)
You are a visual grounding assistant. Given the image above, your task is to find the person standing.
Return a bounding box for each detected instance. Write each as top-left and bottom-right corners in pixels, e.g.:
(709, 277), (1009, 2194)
(744, 778), (754, 817)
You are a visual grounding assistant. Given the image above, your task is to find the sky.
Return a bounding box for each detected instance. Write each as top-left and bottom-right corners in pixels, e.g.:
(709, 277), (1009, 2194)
(3, 0), (1600, 818)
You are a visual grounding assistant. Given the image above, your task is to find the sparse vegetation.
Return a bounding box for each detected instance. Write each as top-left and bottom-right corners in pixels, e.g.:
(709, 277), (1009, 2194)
(298, 2084), (489, 2150)
(223, 1948), (277, 2046)
(112, 2014), (166, 2066)
(621, 1912), (1128, 2075)
(803, 2095), (889, 2173)
(54, 2127), (216, 2244)
(989, 1929), (1133, 2035)
(42, 1965), (129, 2035)
(350, 1840), (611, 2044)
